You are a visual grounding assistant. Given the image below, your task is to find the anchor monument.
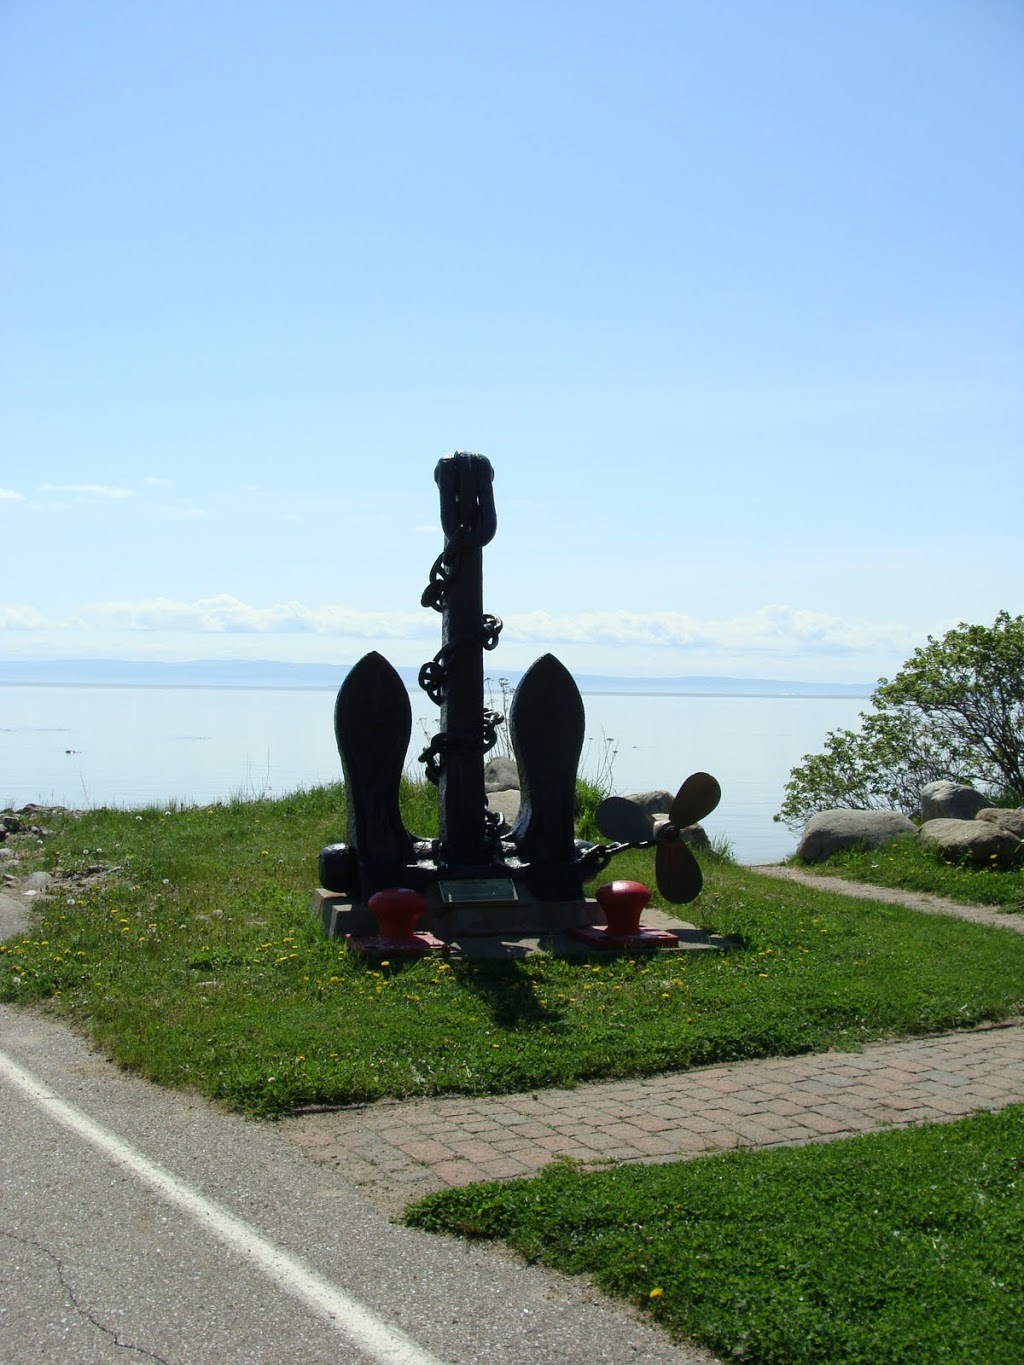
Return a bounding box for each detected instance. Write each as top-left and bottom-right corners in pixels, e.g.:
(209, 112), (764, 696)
(317, 453), (721, 951)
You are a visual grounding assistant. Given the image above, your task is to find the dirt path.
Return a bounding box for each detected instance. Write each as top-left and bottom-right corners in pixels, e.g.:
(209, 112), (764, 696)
(747, 863), (1024, 933)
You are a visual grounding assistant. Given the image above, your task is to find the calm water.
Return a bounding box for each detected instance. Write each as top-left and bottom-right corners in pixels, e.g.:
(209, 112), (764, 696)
(0, 683), (868, 863)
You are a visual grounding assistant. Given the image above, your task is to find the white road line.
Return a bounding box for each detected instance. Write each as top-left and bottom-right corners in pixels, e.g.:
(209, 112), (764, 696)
(0, 1047), (450, 1365)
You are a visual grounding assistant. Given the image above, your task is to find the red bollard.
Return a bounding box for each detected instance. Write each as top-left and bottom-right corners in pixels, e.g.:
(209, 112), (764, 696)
(369, 888), (426, 944)
(596, 880), (651, 935)
(571, 879), (679, 951)
(347, 888), (450, 959)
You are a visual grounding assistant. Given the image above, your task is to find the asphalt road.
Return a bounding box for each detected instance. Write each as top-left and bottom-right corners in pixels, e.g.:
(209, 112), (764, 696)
(0, 997), (716, 1365)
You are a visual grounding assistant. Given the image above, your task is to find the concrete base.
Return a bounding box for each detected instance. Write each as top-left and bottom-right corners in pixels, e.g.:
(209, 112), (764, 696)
(311, 888), (734, 958)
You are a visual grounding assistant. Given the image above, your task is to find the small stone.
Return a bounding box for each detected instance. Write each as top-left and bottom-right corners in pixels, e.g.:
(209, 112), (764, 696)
(21, 871), (54, 893)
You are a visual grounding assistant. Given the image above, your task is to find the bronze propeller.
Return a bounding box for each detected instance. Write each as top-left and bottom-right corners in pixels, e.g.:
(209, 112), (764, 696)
(595, 772), (722, 904)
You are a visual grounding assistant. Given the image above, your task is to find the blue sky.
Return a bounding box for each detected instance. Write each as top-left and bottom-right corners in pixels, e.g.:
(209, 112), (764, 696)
(2, 0), (1021, 682)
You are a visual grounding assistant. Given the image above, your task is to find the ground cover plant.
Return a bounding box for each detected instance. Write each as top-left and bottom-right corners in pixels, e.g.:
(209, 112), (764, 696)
(405, 1104), (1024, 1365)
(796, 834), (1024, 912)
(2, 784), (1023, 1116)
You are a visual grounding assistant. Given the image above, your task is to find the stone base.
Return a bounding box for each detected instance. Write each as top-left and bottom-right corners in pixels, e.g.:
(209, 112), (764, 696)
(311, 888), (734, 958)
(313, 887), (593, 939)
(570, 923), (682, 951)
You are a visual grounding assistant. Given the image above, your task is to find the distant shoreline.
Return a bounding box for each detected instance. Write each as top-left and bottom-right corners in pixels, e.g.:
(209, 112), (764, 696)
(0, 679), (870, 701)
(0, 658), (873, 699)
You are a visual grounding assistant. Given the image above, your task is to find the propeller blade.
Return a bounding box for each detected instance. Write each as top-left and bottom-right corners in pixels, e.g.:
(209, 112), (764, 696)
(595, 795), (655, 844)
(655, 841), (704, 904)
(669, 772), (721, 829)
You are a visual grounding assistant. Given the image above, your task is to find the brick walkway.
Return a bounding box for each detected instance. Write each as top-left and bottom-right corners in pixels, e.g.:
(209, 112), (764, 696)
(282, 876), (1024, 1210)
(281, 1020), (1024, 1212)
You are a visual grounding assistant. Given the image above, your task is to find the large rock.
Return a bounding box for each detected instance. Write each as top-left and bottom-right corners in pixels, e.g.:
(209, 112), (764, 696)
(485, 788), (521, 833)
(679, 823), (711, 850)
(484, 756), (519, 792)
(976, 807), (1024, 840)
(623, 790), (675, 818)
(919, 781), (989, 822)
(919, 818), (1022, 869)
(796, 809), (917, 863)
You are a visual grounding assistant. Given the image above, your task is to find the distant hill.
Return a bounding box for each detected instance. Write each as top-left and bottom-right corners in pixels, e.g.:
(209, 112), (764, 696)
(0, 658), (873, 698)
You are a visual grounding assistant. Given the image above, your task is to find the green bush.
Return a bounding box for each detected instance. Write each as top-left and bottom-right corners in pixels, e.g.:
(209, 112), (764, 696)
(778, 613), (1024, 830)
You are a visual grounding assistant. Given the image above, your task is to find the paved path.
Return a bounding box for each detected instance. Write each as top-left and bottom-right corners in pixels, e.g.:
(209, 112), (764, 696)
(281, 1020), (1024, 1212)
(1, 1004), (713, 1365)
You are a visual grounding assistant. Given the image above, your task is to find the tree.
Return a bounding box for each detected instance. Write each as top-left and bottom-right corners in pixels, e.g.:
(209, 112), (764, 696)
(777, 612), (1024, 831)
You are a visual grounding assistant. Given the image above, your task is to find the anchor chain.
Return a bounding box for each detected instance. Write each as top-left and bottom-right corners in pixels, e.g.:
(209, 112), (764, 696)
(417, 458), (503, 780)
(418, 709), (505, 785)
(420, 525), (469, 614)
(575, 836), (661, 880)
(417, 618), (503, 705)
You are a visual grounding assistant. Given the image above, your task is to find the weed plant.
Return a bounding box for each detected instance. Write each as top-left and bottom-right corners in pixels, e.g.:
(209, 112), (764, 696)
(406, 1105), (1024, 1365)
(2, 786), (1023, 1116)
(801, 833), (1024, 911)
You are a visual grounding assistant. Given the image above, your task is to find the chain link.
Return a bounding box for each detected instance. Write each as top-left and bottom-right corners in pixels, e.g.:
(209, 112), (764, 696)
(417, 513), (504, 778)
(418, 708), (504, 786)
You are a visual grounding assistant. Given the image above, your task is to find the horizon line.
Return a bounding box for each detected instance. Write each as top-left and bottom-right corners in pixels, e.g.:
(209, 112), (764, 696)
(0, 656), (875, 695)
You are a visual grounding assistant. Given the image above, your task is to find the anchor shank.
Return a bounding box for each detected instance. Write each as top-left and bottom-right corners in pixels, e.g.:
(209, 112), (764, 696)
(438, 540), (490, 865)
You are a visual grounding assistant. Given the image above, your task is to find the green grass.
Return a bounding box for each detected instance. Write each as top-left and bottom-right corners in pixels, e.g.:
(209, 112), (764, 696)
(405, 1105), (1024, 1364)
(799, 834), (1024, 911)
(2, 785), (1023, 1115)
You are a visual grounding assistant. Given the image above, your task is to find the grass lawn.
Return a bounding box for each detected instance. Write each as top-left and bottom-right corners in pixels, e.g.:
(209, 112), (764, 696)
(796, 833), (1024, 911)
(406, 1104), (1024, 1365)
(2, 785), (1023, 1115)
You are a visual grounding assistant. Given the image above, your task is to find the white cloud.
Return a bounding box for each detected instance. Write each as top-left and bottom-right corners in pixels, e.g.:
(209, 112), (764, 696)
(39, 483), (134, 500)
(83, 595), (434, 639)
(502, 604), (919, 658)
(0, 487), (25, 502)
(0, 606), (49, 629)
(8, 595), (916, 654)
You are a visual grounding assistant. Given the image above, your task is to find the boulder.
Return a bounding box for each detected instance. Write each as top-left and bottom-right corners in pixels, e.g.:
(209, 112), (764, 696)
(679, 823), (711, 851)
(796, 809), (917, 863)
(919, 818), (1022, 869)
(485, 788), (521, 833)
(976, 807), (1024, 840)
(623, 790), (675, 818)
(484, 756), (519, 792)
(919, 781), (989, 822)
